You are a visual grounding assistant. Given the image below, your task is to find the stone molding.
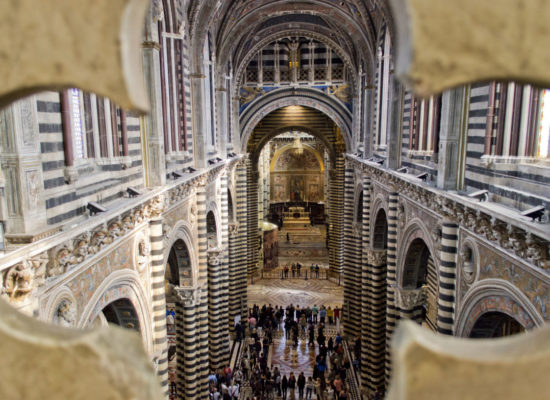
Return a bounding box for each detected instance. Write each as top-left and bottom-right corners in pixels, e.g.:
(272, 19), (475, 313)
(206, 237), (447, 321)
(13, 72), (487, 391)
(0, 161), (240, 295)
(346, 154), (549, 271)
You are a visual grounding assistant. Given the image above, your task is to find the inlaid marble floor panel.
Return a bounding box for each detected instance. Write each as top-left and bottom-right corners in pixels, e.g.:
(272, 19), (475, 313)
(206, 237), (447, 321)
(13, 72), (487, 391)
(247, 278), (343, 309)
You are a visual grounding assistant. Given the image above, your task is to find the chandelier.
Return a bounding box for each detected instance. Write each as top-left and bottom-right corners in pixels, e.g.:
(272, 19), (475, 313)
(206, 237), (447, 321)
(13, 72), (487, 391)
(292, 137), (304, 156)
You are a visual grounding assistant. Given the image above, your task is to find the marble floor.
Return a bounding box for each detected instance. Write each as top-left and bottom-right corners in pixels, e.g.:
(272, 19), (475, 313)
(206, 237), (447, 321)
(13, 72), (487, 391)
(277, 225), (328, 265)
(247, 278), (343, 309)
(243, 278), (358, 399)
(247, 277), (345, 378)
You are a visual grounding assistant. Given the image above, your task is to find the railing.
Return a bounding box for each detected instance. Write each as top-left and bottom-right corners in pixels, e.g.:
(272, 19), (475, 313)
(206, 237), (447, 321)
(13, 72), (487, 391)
(249, 268), (342, 285)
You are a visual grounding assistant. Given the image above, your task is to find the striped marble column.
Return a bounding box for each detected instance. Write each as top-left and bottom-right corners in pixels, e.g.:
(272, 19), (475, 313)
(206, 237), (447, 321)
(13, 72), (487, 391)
(342, 166), (360, 338)
(174, 287), (198, 400)
(208, 248), (226, 370)
(359, 176), (372, 394)
(218, 171), (230, 351)
(437, 220), (459, 335)
(385, 190), (399, 383)
(228, 161), (248, 330)
(247, 161), (259, 275)
(148, 197), (169, 397)
(206, 171), (230, 371)
(364, 249), (387, 394)
(328, 154), (345, 273)
(195, 186), (210, 397)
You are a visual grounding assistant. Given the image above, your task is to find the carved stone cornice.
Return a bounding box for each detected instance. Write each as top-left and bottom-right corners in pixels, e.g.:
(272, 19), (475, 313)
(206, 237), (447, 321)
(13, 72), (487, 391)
(346, 154), (549, 270)
(1, 253), (47, 301)
(148, 194), (166, 218)
(141, 41), (161, 50)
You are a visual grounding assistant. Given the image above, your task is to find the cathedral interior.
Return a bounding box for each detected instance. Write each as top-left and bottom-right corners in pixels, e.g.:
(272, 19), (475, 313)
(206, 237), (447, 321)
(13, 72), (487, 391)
(0, 0), (549, 399)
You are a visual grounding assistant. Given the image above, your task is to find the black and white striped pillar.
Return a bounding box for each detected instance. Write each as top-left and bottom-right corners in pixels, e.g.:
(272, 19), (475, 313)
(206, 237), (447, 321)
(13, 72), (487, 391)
(228, 160), (248, 329)
(363, 249), (387, 395)
(437, 220), (459, 335)
(195, 185), (210, 396)
(148, 200), (169, 397)
(342, 166), (359, 338)
(247, 160), (259, 275)
(218, 171), (230, 351)
(359, 176), (372, 394)
(385, 190), (399, 382)
(328, 154), (345, 274)
(207, 248), (225, 370)
(174, 287), (198, 400)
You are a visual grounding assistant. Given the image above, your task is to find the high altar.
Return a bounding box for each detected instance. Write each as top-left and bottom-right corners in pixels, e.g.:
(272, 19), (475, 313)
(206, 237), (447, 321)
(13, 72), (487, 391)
(283, 206), (310, 229)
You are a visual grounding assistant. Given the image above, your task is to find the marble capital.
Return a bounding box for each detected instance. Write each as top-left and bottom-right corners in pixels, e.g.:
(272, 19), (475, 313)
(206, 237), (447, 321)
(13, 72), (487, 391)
(367, 249), (387, 266)
(394, 286), (426, 310)
(207, 247), (224, 265)
(173, 286), (200, 306)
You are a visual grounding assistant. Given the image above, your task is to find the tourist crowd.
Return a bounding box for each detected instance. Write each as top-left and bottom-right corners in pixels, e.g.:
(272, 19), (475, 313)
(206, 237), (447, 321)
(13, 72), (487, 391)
(281, 263), (323, 279)
(228, 303), (352, 400)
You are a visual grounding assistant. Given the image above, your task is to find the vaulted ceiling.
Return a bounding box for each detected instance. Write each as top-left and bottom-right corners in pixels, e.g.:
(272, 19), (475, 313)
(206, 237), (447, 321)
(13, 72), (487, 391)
(187, 0), (393, 83)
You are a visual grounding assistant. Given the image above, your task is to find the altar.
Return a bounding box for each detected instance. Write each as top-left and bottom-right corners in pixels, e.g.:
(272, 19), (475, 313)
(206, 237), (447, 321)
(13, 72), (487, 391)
(283, 206), (310, 229)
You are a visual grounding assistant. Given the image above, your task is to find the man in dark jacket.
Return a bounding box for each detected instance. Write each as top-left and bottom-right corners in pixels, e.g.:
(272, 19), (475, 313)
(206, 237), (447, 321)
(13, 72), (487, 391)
(281, 374), (288, 400)
(297, 372), (306, 399)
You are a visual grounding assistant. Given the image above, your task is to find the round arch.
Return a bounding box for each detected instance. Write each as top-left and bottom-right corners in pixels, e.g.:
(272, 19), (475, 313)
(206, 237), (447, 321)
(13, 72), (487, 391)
(77, 269), (152, 352)
(455, 279), (544, 337)
(354, 183), (364, 224)
(206, 206), (220, 249)
(370, 194), (389, 248)
(251, 125), (336, 167)
(233, 29), (359, 92)
(216, 2), (375, 80)
(163, 221), (198, 287)
(240, 88), (353, 152)
(43, 285), (78, 325)
(396, 219), (439, 287)
(227, 187), (236, 222)
(371, 208), (388, 250)
(269, 143), (325, 173)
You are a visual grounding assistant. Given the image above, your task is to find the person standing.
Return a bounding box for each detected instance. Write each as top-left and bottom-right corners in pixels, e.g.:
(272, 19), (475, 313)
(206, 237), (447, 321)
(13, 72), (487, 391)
(314, 378), (322, 400)
(274, 367), (281, 397)
(297, 372), (306, 399)
(308, 323), (315, 345)
(319, 306), (326, 324)
(333, 306), (340, 325)
(288, 372), (297, 400)
(305, 376), (314, 400)
(228, 382), (239, 400)
(327, 306), (333, 325)
(282, 374), (289, 400)
(312, 305), (318, 324)
(333, 376), (343, 395)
